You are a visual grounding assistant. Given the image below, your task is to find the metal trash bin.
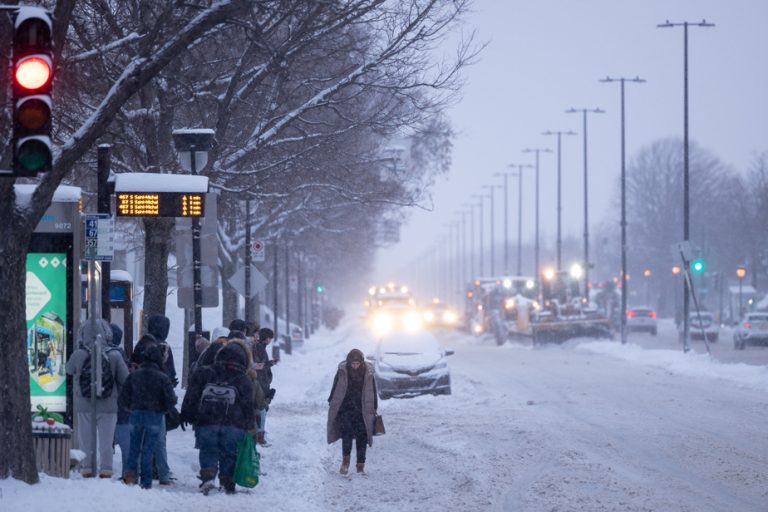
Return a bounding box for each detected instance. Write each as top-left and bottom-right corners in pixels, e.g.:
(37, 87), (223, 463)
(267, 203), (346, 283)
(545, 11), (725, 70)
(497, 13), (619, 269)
(32, 424), (72, 478)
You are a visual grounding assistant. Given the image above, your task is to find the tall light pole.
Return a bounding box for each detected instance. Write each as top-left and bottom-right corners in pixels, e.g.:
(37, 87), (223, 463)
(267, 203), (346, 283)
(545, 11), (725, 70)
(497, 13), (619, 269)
(600, 76), (645, 345)
(565, 107), (604, 301)
(494, 170), (515, 274)
(482, 184), (501, 276)
(465, 203), (476, 280)
(736, 265), (746, 319)
(472, 194), (485, 276)
(542, 130), (576, 270)
(657, 19), (714, 352)
(522, 147), (552, 280)
(508, 164), (534, 275)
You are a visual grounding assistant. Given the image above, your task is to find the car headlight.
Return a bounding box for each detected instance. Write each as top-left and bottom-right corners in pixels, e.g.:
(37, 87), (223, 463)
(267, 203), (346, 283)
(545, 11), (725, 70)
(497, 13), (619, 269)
(372, 313), (393, 335)
(443, 310), (457, 324)
(403, 312), (423, 332)
(423, 311), (435, 322)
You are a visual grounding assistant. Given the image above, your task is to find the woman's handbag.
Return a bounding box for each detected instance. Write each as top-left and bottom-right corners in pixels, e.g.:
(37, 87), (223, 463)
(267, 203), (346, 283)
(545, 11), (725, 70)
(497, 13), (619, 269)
(373, 413), (386, 436)
(233, 433), (260, 488)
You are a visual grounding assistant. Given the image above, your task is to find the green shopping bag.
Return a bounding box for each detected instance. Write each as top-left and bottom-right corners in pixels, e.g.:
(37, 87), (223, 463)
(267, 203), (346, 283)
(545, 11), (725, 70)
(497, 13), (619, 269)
(233, 433), (260, 488)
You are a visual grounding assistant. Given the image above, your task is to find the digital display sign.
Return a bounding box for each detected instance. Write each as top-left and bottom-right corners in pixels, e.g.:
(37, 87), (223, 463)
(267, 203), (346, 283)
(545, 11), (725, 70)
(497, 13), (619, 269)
(116, 192), (205, 217)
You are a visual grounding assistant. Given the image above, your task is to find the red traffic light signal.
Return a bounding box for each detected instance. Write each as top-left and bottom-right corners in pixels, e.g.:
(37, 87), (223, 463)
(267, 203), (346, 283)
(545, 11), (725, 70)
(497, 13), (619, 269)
(11, 8), (54, 177)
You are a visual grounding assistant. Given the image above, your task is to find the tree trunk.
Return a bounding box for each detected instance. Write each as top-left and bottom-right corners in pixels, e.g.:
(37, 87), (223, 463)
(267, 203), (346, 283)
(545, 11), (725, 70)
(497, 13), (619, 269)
(142, 217), (174, 322)
(0, 221), (38, 483)
(221, 258), (239, 326)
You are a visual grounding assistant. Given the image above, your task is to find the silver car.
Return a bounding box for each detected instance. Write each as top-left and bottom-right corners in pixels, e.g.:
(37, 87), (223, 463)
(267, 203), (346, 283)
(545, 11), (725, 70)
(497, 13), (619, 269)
(370, 330), (453, 399)
(734, 312), (768, 349)
(626, 307), (657, 335)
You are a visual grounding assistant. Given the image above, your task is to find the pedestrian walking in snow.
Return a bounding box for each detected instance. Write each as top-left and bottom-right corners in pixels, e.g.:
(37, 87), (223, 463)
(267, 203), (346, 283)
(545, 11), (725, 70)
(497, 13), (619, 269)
(65, 319), (129, 479)
(327, 348), (378, 475)
(118, 343), (176, 489)
(181, 342), (256, 494)
(253, 327), (277, 447)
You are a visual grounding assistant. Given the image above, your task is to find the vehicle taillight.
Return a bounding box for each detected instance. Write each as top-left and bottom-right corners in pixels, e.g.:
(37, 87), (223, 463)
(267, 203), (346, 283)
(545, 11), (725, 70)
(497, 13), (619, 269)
(626, 311), (635, 318)
(650, 311), (657, 319)
(743, 321), (751, 329)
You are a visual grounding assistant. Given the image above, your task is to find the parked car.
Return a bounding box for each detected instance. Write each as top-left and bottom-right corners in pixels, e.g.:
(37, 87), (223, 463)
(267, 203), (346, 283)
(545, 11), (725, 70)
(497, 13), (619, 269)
(369, 330), (453, 399)
(733, 312), (768, 350)
(683, 311), (719, 342)
(626, 307), (657, 335)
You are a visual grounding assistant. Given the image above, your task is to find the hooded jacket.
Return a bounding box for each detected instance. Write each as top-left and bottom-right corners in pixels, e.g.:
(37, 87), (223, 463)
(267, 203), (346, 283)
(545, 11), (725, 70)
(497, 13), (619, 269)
(181, 342), (256, 431)
(144, 314), (177, 385)
(327, 352), (377, 447)
(65, 319), (129, 414)
(118, 344), (176, 414)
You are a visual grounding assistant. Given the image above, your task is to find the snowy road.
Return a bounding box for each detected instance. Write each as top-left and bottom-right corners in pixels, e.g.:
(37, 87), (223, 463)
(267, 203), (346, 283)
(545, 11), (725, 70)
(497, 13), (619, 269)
(3, 318), (768, 511)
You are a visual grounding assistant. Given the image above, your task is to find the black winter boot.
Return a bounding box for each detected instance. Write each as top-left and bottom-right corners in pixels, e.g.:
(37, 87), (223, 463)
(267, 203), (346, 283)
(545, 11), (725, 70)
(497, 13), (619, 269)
(198, 468), (217, 495)
(220, 475), (236, 494)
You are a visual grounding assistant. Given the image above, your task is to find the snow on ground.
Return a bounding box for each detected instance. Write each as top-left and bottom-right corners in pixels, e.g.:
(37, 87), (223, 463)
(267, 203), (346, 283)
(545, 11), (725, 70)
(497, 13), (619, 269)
(2, 302), (768, 511)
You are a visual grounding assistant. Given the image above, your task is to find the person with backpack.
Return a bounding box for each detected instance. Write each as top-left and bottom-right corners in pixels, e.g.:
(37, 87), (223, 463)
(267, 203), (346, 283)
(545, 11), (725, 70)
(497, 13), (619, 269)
(65, 319), (129, 479)
(181, 342), (256, 494)
(118, 343), (177, 489)
(253, 327), (277, 447)
(327, 349), (378, 475)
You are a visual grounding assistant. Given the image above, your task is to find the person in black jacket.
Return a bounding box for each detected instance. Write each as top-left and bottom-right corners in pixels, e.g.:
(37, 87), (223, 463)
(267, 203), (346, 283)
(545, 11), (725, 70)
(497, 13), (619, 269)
(181, 342), (256, 494)
(253, 327), (277, 446)
(118, 343), (176, 489)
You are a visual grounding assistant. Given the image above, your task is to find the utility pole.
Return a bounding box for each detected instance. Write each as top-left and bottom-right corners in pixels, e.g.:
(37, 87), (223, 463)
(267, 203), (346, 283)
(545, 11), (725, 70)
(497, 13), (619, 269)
(508, 164), (534, 276)
(482, 185), (500, 276)
(601, 76), (645, 344)
(523, 148), (552, 281)
(566, 107), (604, 301)
(473, 194), (485, 276)
(657, 19), (714, 352)
(542, 130), (576, 270)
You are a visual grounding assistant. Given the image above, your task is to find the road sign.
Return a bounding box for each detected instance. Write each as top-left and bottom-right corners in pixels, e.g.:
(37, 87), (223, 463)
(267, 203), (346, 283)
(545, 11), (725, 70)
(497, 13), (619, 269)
(252, 239), (265, 262)
(228, 265), (268, 298)
(83, 214), (114, 261)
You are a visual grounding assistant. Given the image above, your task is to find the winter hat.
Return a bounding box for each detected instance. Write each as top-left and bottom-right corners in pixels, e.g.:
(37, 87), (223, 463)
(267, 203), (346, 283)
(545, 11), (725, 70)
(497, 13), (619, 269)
(78, 319), (113, 349)
(147, 314), (170, 341)
(211, 326), (230, 341)
(258, 327), (274, 342)
(143, 343), (165, 367)
(346, 348), (365, 364)
(228, 318), (248, 333)
(109, 323), (123, 347)
(215, 342), (248, 370)
(195, 336), (211, 354)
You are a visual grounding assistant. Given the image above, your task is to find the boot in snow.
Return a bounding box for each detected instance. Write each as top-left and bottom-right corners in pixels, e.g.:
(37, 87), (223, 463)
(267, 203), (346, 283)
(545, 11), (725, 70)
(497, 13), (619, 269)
(220, 475), (236, 494)
(356, 463), (366, 475)
(198, 468), (217, 495)
(340, 455), (350, 475)
(257, 431), (271, 447)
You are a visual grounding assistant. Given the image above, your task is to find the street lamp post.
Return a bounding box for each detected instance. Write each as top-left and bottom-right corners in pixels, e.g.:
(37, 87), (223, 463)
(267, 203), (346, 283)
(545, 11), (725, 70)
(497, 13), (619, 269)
(465, 204), (475, 280)
(657, 19), (714, 351)
(600, 76), (645, 345)
(494, 171), (514, 274)
(672, 265), (682, 326)
(736, 265), (747, 319)
(508, 164), (534, 276)
(523, 147), (552, 280)
(542, 130), (576, 270)
(172, 129), (215, 337)
(473, 194), (485, 276)
(566, 107), (604, 301)
(482, 184), (501, 276)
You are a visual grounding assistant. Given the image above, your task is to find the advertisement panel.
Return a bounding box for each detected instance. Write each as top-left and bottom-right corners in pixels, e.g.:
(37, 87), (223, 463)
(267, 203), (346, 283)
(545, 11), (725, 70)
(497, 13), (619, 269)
(26, 252), (68, 411)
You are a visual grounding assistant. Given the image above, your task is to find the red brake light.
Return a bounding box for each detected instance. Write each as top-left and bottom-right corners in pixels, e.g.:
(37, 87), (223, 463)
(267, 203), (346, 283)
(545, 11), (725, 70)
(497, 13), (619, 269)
(650, 311), (657, 319)
(626, 311), (635, 318)
(743, 321), (751, 329)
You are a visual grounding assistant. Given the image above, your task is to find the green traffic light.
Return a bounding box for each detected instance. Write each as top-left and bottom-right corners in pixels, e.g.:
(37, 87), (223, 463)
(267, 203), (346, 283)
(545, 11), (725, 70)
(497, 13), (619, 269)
(691, 259), (704, 273)
(316, 286), (325, 293)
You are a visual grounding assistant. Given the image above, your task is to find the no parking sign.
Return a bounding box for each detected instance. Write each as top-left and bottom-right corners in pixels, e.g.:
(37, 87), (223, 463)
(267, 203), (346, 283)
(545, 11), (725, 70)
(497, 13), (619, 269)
(252, 239), (265, 262)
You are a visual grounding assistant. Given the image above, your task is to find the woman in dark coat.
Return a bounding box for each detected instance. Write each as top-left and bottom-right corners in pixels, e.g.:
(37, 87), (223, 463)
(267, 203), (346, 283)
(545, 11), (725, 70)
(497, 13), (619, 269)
(327, 349), (377, 475)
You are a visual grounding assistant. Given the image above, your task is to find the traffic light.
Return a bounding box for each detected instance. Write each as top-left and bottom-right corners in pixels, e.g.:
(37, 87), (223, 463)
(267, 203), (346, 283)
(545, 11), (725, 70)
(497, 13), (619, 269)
(316, 285), (325, 294)
(12, 8), (54, 176)
(691, 259), (705, 273)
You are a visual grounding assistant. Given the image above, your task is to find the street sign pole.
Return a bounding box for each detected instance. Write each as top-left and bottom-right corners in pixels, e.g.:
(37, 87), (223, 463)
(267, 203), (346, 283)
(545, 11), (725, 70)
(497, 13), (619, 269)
(245, 198), (252, 323)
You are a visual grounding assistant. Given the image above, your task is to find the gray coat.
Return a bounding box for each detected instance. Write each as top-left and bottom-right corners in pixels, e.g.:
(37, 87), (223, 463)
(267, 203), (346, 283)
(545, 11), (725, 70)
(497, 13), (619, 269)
(327, 360), (376, 446)
(65, 319), (129, 414)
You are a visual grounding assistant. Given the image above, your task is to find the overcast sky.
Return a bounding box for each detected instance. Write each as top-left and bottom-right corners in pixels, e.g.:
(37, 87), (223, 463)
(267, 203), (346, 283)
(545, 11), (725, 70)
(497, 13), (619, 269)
(373, 0), (768, 287)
